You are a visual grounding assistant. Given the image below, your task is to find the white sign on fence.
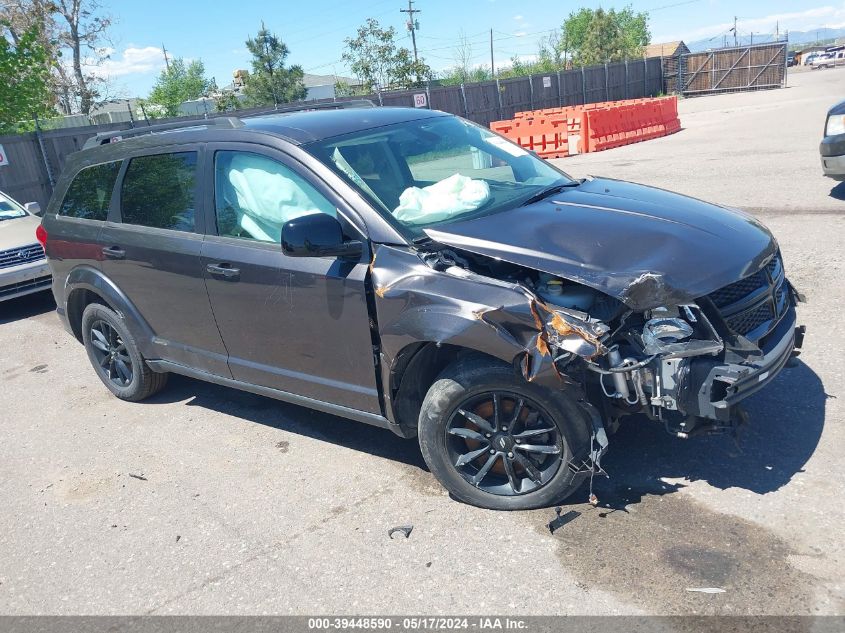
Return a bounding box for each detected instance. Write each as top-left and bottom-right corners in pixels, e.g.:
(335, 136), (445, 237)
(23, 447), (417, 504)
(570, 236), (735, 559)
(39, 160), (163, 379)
(542, 76), (552, 88)
(0, 144), (8, 167)
(413, 93), (427, 108)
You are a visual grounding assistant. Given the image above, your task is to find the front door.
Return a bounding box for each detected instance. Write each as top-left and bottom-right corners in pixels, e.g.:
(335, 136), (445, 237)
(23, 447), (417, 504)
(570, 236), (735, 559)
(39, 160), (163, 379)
(201, 146), (381, 414)
(100, 148), (230, 376)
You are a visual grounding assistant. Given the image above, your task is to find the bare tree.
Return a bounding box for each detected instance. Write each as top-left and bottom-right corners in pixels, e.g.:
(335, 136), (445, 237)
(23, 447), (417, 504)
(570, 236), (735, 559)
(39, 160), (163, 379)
(452, 29), (474, 82)
(54, 0), (113, 114)
(2, 0), (113, 114)
(0, 0), (54, 44)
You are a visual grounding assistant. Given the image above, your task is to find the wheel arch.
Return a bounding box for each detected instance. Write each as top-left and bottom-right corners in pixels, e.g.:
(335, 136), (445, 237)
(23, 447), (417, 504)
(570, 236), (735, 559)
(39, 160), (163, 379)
(388, 341), (526, 436)
(64, 266), (155, 356)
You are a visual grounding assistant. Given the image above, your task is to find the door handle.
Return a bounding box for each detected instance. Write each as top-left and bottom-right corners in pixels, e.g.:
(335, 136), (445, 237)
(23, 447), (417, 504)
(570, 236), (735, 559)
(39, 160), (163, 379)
(206, 263), (240, 280)
(102, 246), (125, 260)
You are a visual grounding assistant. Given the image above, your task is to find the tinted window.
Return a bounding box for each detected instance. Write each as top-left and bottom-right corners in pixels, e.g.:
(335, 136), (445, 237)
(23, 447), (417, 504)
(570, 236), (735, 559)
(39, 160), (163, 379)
(59, 161), (120, 220)
(121, 152), (197, 232)
(214, 151), (335, 243)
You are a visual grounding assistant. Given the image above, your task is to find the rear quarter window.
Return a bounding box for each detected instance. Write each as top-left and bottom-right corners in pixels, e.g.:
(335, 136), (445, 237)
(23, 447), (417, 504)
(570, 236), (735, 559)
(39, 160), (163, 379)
(59, 161), (121, 220)
(120, 152), (198, 232)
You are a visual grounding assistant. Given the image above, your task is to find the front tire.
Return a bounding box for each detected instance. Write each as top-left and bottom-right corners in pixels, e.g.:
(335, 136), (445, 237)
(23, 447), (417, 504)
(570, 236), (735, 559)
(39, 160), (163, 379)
(81, 303), (167, 401)
(418, 356), (593, 510)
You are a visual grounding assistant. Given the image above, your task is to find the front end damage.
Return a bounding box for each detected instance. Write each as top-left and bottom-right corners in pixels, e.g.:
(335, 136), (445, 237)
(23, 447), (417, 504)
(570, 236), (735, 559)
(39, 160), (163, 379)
(370, 242), (805, 494)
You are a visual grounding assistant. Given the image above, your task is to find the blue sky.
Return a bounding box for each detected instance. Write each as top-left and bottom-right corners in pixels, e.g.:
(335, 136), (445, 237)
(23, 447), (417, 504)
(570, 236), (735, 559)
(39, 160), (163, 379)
(93, 0), (845, 98)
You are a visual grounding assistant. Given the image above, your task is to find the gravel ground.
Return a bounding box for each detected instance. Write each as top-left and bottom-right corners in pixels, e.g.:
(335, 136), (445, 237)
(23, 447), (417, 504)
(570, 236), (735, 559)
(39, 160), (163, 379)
(0, 68), (843, 616)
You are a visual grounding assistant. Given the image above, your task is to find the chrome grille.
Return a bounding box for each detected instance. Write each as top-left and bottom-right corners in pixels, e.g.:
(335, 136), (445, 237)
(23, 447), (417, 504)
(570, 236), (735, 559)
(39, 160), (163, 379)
(0, 243), (45, 270)
(707, 253), (788, 340)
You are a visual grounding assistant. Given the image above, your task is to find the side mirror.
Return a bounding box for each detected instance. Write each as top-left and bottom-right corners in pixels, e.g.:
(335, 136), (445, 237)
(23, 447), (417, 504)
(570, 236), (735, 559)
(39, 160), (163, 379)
(24, 202), (42, 216)
(281, 213), (363, 259)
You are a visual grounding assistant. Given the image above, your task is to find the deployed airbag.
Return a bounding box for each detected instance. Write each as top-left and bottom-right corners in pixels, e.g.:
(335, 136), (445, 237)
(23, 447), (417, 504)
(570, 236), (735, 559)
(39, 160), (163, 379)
(225, 153), (336, 242)
(393, 174), (490, 224)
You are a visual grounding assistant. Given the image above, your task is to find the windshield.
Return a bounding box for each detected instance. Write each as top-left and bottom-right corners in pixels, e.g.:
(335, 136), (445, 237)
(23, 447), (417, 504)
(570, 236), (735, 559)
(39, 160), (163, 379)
(0, 193), (28, 221)
(304, 115), (574, 239)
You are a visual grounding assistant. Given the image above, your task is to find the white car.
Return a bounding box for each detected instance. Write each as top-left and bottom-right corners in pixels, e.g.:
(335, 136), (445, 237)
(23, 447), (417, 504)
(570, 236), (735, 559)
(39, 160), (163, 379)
(811, 54), (836, 69)
(0, 191), (52, 301)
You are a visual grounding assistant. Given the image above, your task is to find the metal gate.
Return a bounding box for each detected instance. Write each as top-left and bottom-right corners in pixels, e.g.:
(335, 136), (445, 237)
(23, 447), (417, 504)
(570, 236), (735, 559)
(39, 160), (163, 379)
(674, 42), (787, 97)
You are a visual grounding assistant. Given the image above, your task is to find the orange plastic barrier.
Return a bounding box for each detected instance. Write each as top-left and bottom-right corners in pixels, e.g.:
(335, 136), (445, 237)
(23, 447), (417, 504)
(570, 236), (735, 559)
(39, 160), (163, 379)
(490, 97), (680, 158)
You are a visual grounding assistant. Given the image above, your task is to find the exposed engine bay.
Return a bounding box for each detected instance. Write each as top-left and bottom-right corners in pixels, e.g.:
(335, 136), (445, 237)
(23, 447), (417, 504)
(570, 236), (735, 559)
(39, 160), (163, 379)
(410, 244), (804, 440)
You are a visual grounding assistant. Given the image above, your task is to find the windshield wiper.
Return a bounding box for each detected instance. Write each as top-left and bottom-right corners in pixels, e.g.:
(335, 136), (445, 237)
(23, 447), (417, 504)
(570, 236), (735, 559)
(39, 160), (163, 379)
(520, 180), (583, 207)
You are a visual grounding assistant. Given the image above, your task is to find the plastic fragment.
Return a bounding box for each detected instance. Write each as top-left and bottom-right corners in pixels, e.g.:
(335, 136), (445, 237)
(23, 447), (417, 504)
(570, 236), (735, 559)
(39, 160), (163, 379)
(388, 525), (413, 539)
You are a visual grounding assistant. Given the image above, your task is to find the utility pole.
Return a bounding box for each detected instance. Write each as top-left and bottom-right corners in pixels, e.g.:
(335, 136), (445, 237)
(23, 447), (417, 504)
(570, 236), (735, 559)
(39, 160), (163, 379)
(400, 0), (421, 65)
(490, 29), (495, 78)
(162, 44), (170, 71)
(750, 32), (754, 45)
(732, 16), (737, 47)
(776, 21), (779, 40)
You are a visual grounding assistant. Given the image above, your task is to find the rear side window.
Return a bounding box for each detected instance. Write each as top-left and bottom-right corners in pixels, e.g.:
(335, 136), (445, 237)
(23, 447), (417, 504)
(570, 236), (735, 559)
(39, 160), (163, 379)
(121, 152), (197, 232)
(59, 161), (121, 220)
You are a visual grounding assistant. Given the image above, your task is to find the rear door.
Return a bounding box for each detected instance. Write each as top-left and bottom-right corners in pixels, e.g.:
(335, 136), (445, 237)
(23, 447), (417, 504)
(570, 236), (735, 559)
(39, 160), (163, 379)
(201, 144), (381, 414)
(99, 147), (230, 376)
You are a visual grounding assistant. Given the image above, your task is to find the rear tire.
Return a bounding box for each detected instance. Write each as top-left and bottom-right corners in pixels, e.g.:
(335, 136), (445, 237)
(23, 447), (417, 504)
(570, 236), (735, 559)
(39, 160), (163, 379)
(81, 303), (167, 402)
(418, 355), (593, 510)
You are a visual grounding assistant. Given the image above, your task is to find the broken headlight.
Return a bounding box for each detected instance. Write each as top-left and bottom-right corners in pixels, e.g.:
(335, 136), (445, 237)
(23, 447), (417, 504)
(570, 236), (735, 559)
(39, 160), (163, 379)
(642, 317), (693, 354)
(640, 306), (723, 358)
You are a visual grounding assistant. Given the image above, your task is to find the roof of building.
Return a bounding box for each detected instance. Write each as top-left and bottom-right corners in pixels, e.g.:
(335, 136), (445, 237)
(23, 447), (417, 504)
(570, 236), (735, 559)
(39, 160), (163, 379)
(302, 73), (358, 88)
(643, 41), (688, 58)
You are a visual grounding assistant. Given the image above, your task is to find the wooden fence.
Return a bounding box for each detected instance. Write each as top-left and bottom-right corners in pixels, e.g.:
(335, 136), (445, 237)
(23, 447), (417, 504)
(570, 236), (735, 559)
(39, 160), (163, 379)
(0, 57), (664, 209)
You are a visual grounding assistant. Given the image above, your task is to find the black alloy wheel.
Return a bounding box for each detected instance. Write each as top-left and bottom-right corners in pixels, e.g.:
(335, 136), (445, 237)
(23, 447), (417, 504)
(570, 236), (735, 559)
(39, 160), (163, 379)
(445, 391), (563, 496)
(88, 319), (134, 387)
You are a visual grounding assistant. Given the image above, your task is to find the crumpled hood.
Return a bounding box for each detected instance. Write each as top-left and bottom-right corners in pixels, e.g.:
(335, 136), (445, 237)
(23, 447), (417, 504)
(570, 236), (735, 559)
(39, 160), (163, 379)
(0, 214), (42, 250)
(424, 177), (778, 311)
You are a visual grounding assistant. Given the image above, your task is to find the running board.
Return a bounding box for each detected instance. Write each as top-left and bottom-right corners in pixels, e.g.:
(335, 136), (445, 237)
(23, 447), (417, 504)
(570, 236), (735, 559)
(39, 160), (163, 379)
(146, 360), (398, 433)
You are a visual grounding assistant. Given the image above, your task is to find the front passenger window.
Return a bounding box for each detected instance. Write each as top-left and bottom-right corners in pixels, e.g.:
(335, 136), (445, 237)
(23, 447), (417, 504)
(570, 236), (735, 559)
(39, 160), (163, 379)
(214, 151), (336, 243)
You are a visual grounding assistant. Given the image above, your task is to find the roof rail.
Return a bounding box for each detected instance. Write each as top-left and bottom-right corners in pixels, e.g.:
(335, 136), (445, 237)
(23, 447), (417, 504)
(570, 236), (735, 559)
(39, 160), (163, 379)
(243, 99), (376, 118)
(82, 116), (244, 150)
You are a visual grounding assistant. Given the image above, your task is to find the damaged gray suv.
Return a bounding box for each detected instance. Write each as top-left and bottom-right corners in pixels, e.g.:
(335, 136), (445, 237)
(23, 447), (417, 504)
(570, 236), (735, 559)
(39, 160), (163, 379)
(40, 103), (804, 510)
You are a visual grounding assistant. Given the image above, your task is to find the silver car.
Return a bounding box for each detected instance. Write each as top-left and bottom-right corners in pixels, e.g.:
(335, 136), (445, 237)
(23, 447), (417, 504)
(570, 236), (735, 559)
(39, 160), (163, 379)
(0, 191), (52, 301)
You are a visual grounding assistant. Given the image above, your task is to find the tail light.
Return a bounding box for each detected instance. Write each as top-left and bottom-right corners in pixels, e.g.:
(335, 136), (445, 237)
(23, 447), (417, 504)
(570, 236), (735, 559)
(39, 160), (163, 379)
(35, 224), (48, 252)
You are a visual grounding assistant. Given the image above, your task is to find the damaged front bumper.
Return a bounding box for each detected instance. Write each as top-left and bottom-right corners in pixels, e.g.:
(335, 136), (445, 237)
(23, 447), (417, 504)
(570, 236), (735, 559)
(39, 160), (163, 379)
(678, 305), (803, 422)
(611, 302), (803, 433)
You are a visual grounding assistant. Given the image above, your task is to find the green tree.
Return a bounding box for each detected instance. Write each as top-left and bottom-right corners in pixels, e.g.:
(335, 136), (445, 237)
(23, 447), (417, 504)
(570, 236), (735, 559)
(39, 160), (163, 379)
(560, 5), (650, 66)
(243, 23), (306, 106)
(342, 18), (431, 91)
(560, 8), (593, 64)
(146, 57), (211, 118)
(214, 92), (241, 112)
(0, 23), (54, 132)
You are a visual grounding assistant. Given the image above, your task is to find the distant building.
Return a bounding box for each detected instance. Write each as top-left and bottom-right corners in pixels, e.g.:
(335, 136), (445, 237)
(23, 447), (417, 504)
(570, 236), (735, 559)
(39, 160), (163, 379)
(302, 73), (360, 100)
(643, 41), (690, 58)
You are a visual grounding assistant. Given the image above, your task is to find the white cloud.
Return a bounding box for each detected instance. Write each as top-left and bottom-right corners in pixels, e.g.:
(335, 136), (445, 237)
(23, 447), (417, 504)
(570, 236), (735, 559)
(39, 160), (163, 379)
(84, 46), (166, 79)
(656, 4), (845, 42)
(513, 14), (524, 21)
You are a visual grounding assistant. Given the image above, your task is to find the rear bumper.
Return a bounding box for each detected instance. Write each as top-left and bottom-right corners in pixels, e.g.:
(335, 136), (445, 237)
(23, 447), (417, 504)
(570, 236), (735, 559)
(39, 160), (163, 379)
(0, 259), (52, 302)
(682, 304), (801, 422)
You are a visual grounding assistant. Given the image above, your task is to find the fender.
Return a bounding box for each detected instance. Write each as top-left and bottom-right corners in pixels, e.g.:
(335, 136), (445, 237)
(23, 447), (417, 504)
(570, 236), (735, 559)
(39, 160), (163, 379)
(64, 265), (157, 358)
(371, 245), (569, 415)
